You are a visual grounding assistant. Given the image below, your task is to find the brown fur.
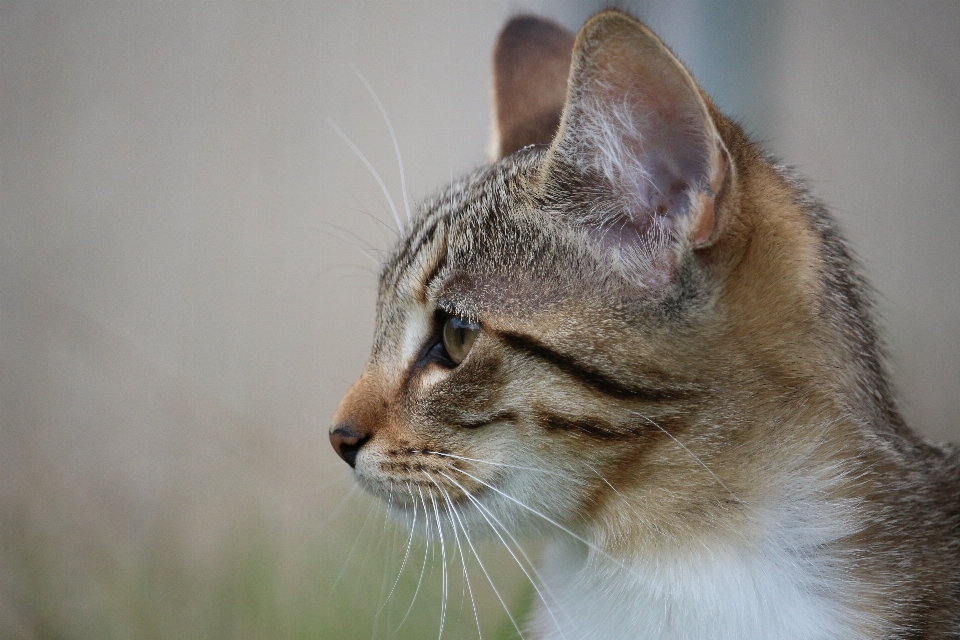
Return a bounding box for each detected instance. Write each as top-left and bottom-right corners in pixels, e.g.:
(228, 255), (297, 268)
(493, 16), (574, 157)
(333, 10), (960, 638)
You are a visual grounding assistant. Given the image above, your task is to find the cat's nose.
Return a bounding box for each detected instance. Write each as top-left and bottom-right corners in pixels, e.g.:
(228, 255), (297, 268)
(329, 425), (370, 468)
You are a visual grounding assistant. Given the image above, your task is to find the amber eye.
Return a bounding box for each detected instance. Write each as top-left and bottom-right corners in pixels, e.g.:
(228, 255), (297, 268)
(442, 316), (480, 365)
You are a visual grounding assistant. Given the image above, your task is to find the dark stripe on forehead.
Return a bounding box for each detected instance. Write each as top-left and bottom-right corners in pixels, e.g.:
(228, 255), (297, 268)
(497, 331), (689, 402)
(389, 146), (540, 263)
(387, 152), (534, 287)
(399, 215), (442, 270)
(385, 214), (445, 289)
(418, 252), (447, 303)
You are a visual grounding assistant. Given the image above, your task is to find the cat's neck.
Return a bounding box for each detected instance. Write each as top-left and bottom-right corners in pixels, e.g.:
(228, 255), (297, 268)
(529, 475), (881, 640)
(530, 535), (874, 640)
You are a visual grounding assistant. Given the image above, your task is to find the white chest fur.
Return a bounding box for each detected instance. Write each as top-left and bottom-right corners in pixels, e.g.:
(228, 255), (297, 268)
(526, 531), (874, 640)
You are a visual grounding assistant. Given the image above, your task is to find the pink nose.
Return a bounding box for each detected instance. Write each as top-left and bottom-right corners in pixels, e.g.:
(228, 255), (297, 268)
(329, 425), (369, 468)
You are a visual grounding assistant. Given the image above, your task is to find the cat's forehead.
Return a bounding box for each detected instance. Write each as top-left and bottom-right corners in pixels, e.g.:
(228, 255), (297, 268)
(379, 148), (572, 310)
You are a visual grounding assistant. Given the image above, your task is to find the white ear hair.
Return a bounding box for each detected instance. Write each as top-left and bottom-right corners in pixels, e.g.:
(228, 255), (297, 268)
(545, 11), (731, 279)
(566, 93), (665, 220)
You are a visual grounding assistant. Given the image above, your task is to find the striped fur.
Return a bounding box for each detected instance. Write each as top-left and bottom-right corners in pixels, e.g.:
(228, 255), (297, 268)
(332, 10), (960, 638)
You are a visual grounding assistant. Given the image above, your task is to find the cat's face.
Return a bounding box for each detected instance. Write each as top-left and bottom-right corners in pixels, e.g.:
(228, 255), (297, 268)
(333, 148), (699, 536)
(331, 12), (828, 545)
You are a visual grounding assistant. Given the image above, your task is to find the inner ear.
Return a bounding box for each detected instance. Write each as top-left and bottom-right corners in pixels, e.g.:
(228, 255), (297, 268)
(492, 15), (574, 159)
(545, 11), (731, 261)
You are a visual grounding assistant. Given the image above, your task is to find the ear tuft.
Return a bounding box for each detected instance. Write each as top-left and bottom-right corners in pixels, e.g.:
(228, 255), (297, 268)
(492, 15), (575, 158)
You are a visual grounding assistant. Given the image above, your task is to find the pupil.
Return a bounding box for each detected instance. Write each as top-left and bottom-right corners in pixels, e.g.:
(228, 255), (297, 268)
(451, 317), (474, 331)
(443, 315), (479, 365)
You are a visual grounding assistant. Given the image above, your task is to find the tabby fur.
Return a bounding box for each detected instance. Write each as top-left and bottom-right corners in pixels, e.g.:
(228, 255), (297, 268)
(332, 10), (960, 639)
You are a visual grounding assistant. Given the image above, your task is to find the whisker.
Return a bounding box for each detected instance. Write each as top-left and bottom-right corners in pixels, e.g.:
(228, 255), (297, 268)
(342, 205), (402, 239)
(314, 220), (390, 254)
(628, 410), (742, 503)
(384, 489), (396, 527)
(343, 190), (398, 241)
(373, 504), (397, 640)
(375, 483), (419, 618)
(423, 478), (449, 640)
(312, 222), (383, 265)
(351, 500), (389, 604)
(451, 467), (635, 574)
(350, 64), (412, 224)
(331, 497), (378, 594)
(326, 116), (403, 231)
(582, 462), (668, 538)
(427, 451), (567, 478)
(447, 498), (527, 640)
(390, 486), (432, 638)
(316, 480), (360, 533)
(584, 462), (618, 495)
(439, 471), (568, 638)
(435, 482), (483, 640)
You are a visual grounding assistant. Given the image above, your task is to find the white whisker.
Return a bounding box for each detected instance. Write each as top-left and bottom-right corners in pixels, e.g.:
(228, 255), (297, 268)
(447, 497), (527, 640)
(350, 64), (412, 224)
(628, 410), (742, 503)
(427, 451), (567, 478)
(439, 471), (568, 638)
(331, 497), (378, 594)
(342, 204), (402, 239)
(317, 481), (361, 537)
(314, 219), (389, 253)
(373, 504), (397, 640)
(583, 462), (619, 496)
(583, 462), (668, 539)
(375, 483), (419, 619)
(451, 467), (635, 574)
(423, 478), (449, 640)
(435, 482), (483, 640)
(326, 116), (403, 231)
(312, 222), (384, 265)
(390, 486), (432, 638)
(351, 501), (389, 603)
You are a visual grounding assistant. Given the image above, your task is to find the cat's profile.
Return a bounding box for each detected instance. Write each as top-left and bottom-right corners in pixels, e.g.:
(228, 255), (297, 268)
(331, 10), (960, 639)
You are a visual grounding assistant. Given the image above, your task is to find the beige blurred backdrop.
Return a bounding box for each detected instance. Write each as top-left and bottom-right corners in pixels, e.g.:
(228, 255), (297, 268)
(2, 1), (958, 638)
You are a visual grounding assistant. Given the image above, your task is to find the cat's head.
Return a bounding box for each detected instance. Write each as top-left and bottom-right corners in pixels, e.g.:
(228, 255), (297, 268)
(331, 11), (857, 545)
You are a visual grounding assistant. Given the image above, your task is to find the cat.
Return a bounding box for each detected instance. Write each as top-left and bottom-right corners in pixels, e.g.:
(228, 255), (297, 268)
(330, 10), (960, 639)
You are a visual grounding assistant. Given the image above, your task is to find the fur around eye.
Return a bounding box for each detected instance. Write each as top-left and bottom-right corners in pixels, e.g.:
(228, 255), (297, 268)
(331, 10), (960, 639)
(442, 316), (479, 365)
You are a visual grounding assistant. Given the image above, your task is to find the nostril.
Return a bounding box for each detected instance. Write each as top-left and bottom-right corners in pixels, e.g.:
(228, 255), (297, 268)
(338, 436), (367, 468)
(329, 425), (370, 468)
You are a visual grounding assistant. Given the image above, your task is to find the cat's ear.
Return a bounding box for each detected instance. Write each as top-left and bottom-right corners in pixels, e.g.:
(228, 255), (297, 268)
(545, 11), (731, 269)
(492, 15), (575, 159)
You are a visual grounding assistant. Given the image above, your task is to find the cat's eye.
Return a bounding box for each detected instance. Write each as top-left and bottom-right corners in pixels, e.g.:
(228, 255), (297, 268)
(442, 316), (480, 365)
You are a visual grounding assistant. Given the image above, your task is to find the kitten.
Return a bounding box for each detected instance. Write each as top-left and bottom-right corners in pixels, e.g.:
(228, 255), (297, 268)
(331, 10), (960, 639)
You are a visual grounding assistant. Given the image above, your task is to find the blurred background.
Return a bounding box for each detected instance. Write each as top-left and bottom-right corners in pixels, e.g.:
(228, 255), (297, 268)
(2, 1), (958, 638)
